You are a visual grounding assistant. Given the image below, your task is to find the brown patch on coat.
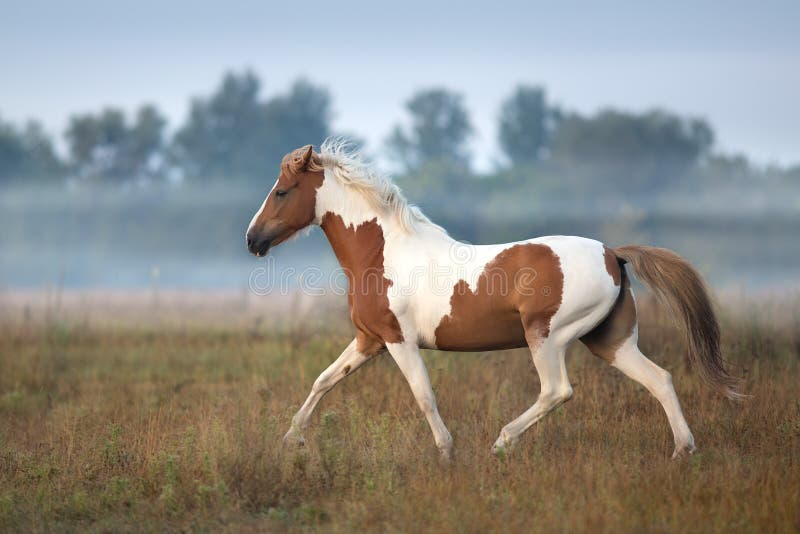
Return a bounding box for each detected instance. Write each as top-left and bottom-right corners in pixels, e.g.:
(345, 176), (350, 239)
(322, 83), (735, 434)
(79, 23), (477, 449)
(580, 267), (636, 363)
(603, 245), (622, 286)
(321, 213), (403, 351)
(434, 244), (564, 351)
(355, 332), (387, 356)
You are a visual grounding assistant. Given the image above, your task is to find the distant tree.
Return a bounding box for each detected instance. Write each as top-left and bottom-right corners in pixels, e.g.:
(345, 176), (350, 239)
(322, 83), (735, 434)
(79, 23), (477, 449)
(386, 88), (473, 175)
(171, 71), (263, 179)
(549, 109), (715, 191)
(786, 164), (800, 183)
(261, 79), (331, 153)
(702, 153), (751, 184)
(65, 105), (167, 182)
(172, 72), (331, 181)
(498, 86), (561, 166)
(0, 116), (62, 184)
(124, 105), (167, 177)
(22, 122), (62, 178)
(0, 121), (27, 183)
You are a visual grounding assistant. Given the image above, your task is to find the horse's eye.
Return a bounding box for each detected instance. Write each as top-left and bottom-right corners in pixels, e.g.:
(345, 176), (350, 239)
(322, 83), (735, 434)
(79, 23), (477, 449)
(275, 190), (287, 198)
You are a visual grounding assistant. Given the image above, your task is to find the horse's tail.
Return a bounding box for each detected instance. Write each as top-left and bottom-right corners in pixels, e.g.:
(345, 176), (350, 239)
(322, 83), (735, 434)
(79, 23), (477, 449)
(613, 245), (743, 400)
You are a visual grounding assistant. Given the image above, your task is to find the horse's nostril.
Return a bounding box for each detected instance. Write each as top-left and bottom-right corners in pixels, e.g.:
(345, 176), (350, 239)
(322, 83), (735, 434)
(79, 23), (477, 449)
(247, 237), (253, 249)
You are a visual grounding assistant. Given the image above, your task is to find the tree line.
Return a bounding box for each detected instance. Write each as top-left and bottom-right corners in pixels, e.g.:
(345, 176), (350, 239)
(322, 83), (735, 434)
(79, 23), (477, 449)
(1, 70), (796, 195)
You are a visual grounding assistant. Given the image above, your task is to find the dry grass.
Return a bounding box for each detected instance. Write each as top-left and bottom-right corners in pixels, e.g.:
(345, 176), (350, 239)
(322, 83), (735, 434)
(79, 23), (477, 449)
(0, 291), (798, 532)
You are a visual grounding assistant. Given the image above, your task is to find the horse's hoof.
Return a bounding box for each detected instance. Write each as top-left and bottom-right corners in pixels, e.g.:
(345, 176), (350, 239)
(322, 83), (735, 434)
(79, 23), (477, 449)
(491, 438), (512, 458)
(491, 445), (509, 460)
(282, 428), (306, 448)
(671, 443), (697, 459)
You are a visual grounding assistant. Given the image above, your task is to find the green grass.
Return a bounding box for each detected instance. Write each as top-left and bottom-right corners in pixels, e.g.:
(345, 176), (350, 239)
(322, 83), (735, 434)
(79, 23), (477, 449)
(0, 292), (798, 532)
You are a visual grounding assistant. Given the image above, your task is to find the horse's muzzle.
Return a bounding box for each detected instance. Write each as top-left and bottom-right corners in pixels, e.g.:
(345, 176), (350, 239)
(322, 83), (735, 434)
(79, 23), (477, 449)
(246, 232), (271, 257)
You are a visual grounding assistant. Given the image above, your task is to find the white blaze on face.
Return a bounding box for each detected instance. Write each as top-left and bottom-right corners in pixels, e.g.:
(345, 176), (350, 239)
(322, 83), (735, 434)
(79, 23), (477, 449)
(247, 179), (279, 237)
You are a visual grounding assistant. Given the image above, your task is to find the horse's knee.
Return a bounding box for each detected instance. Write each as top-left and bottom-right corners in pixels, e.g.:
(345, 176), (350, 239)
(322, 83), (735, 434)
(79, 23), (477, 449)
(311, 376), (328, 395)
(648, 369), (674, 399)
(540, 384), (573, 405)
(312, 368), (340, 394)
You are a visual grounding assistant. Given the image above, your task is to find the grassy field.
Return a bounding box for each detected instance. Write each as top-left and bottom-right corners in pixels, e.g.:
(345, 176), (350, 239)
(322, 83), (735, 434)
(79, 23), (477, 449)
(0, 291), (798, 532)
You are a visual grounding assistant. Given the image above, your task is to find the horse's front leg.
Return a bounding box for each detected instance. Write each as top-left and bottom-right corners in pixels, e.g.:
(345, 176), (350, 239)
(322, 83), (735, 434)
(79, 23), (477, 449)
(283, 337), (377, 446)
(386, 342), (453, 461)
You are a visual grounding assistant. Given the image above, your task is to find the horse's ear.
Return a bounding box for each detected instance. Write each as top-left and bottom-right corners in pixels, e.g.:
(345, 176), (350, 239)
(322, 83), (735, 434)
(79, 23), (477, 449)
(281, 145), (314, 174)
(300, 145), (314, 168)
(286, 145), (315, 174)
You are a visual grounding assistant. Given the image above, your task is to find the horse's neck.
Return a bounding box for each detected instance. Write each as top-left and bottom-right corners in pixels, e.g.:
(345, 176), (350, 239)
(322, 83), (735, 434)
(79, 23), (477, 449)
(320, 211), (385, 273)
(316, 182), (452, 273)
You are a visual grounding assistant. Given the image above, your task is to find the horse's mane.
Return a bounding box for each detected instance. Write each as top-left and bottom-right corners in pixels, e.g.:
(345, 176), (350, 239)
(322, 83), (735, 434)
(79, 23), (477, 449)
(315, 138), (447, 235)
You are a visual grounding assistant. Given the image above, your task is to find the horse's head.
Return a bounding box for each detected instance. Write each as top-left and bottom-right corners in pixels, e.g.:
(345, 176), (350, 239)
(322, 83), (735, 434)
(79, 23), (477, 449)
(246, 145), (325, 256)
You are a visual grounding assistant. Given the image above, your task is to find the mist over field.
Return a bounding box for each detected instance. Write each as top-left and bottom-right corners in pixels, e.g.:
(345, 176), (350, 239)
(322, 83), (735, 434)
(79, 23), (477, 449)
(1, 70), (798, 292)
(2, 176), (799, 291)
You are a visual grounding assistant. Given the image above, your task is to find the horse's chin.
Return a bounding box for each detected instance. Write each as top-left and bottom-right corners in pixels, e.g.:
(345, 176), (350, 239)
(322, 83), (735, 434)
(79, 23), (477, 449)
(269, 230), (302, 250)
(252, 227), (307, 256)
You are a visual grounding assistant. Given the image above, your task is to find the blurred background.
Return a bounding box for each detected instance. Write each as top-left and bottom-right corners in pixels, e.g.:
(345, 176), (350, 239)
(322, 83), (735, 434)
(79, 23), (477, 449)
(1, 0), (798, 292)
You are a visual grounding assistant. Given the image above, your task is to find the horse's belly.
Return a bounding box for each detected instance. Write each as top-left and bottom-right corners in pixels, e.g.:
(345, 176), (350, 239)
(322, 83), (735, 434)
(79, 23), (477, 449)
(432, 309), (528, 351)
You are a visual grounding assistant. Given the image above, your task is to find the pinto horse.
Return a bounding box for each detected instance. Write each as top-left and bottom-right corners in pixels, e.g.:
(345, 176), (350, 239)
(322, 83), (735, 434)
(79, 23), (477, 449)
(246, 141), (740, 460)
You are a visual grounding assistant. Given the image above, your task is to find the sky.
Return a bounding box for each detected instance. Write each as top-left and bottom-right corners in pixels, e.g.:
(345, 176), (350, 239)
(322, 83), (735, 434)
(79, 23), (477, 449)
(2, 0), (799, 171)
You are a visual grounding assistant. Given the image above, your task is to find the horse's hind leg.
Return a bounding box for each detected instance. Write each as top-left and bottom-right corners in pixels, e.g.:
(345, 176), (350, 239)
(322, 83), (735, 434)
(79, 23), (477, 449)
(607, 337), (695, 457)
(492, 337), (573, 455)
(581, 281), (695, 457)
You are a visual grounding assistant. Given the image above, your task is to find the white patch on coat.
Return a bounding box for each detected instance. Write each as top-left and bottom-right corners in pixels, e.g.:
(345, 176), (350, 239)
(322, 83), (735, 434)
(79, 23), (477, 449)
(539, 236), (621, 345)
(314, 169), (377, 228)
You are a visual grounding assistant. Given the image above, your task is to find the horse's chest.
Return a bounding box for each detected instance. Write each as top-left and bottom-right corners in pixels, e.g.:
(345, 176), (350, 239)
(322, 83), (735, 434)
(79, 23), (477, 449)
(348, 290), (403, 345)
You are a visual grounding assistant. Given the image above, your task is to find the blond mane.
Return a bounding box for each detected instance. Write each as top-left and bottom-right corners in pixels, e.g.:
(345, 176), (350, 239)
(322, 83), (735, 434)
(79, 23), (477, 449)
(316, 138), (447, 235)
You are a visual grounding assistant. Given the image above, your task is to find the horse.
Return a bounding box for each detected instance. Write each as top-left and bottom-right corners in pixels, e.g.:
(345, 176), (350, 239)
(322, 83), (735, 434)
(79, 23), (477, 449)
(246, 140), (741, 461)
